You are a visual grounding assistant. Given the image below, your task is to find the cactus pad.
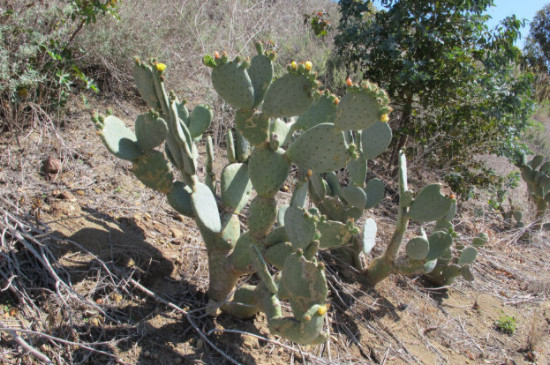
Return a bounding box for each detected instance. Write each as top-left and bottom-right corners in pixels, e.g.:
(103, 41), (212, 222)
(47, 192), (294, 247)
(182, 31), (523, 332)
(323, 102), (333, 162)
(248, 53), (274, 107)
(189, 105), (213, 140)
(426, 231), (453, 260)
(408, 184), (452, 222)
(457, 247), (477, 265)
(191, 182), (222, 233)
(262, 73), (314, 118)
(318, 221), (352, 249)
(221, 163), (252, 213)
(133, 61), (161, 111)
(362, 121), (393, 160)
(286, 123), (348, 173)
(135, 112), (168, 152)
(341, 186), (367, 209)
(167, 182), (195, 218)
(347, 158), (367, 187)
(284, 206), (316, 250)
(133, 151), (173, 193)
(335, 89), (379, 131)
(405, 236), (430, 260)
(211, 61), (254, 109)
(99, 116), (141, 161)
(279, 252), (328, 318)
(293, 92), (338, 131)
(235, 109), (269, 146)
(362, 218), (378, 254)
(249, 147), (290, 197)
(365, 178), (385, 209)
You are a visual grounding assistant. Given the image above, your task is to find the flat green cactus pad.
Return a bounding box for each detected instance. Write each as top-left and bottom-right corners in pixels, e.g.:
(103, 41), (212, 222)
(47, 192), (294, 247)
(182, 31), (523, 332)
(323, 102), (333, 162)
(472, 233), (488, 247)
(167, 182), (194, 218)
(318, 221), (352, 249)
(221, 163), (252, 213)
(293, 93), (338, 131)
(461, 266), (474, 281)
(262, 73), (314, 118)
(458, 247), (477, 265)
(528, 154), (544, 169)
(235, 110), (269, 146)
(133, 61), (161, 111)
(361, 121), (392, 160)
(249, 147), (290, 197)
(444, 200), (457, 221)
(362, 218), (377, 254)
(248, 53), (273, 107)
(335, 89), (379, 131)
(277, 205), (288, 226)
(234, 129), (251, 162)
(408, 184), (452, 222)
(341, 186), (367, 209)
(286, 123), (348, 173)
(348, 158), (367, 187)
(284, 206), (316, 250)
(406, 236), (430, 260)
(280, 252), (328, 318)
(189, 105), (213, 140)
(133, 151), (173, 193)
(176, 101), (189, 122)
(264, 241), (293, 270)
(211, 61), (254, 109)
(229, 232), (254, 273)
(191, 182), (222, 233)
(309, 173), (327, 201)
(248, 197), (277, 237)
(269, 118), (292, 147)
(135, 112), (168, 152)
(290, 181), (308, 208)
(266, 226), (289, 246)
(270, 315), (326, 345)
(100, 116), (141, 161)
(426, 231), (453, 260)
(325, 172), (341, 197)
(365, 178), (385, 209)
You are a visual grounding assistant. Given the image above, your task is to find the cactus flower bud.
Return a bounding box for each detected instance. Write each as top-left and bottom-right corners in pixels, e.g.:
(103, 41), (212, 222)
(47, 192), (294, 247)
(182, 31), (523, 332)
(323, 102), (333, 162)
(334, 97), (340, 105)
(380, 114), (389, 123)
(291, 61), (298, 70)
(304, 314), (312, 321)
(346, 78), (353, 87)
(214, 52), (221, 59)
(317, 305), (327, 315)
(305, 61), (313, 71)
(156, 63), (167, 72)
(450, 194), (456, 200)
(306, 169), (313, 177)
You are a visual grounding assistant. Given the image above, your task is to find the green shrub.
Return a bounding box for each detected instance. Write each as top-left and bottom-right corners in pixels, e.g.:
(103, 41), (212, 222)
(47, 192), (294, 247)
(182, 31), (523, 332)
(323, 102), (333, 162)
(0, 0), (118, 129)
(495, 315), (517, 335)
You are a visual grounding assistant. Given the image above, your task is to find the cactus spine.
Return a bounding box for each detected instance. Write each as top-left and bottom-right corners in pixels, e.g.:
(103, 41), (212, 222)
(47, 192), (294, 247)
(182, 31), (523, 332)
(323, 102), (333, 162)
(93, 44), (484, 344)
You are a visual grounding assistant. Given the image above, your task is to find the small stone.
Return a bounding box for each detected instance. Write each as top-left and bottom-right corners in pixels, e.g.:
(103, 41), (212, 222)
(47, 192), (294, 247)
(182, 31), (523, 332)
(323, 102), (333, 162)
(242, 335), (259, 349)
(144, 213), (152, 221)
(76, 190), (85, 196)
(170, 227), (183, 238)
(53, 190), (77, 202)
(42, 156), (62, 181)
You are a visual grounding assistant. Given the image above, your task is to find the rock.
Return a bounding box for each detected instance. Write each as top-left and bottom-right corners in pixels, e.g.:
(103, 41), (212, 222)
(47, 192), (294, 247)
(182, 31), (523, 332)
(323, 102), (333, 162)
(42, 156), (62, 181)
(242, 335), (259, 349)
(169, 227), (183, 238)
(52, 190), (77, 202)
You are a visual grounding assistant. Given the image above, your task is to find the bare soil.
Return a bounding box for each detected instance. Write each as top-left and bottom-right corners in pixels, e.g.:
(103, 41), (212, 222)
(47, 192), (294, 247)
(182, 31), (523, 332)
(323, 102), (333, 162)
(0, 95), (549, 365)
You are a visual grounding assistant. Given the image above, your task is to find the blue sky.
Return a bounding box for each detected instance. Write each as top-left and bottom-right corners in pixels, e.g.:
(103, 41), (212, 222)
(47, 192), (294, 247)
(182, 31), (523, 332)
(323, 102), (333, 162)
(371, 0), (546, 48)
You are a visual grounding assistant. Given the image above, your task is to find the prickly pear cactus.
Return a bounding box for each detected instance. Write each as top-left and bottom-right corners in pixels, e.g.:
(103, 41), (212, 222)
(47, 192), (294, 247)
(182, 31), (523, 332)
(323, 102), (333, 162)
(93, 44), (485, 345)
(516, 154), (550, 230)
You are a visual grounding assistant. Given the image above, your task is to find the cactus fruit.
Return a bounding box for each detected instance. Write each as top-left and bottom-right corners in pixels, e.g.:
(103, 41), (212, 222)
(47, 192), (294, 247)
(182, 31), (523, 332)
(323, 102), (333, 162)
(93, 44), (484, 345)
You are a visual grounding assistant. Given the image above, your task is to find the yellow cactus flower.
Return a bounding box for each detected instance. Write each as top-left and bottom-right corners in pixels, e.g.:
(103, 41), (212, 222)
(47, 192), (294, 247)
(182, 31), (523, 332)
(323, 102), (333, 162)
(380, 114), (389, 123)
(317, 305), (327, 315)
(156, 63), (167, 72)
(291, 61), (298, 70)
(305, 61), (313, 71)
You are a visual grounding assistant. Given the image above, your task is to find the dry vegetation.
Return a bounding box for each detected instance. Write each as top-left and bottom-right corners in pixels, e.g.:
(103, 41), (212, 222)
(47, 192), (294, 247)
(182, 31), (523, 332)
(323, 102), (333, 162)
(1, 1), (550, 364)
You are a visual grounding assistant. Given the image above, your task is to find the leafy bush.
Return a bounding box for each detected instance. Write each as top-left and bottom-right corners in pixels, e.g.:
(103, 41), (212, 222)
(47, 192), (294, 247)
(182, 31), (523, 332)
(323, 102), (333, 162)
(335, 0), (535, 197)
(495, 315), (517, 335)
(0, 0), (118, 129)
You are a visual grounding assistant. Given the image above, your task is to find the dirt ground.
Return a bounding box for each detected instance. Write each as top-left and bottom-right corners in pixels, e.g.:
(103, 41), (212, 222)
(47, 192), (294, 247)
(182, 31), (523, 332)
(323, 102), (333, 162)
(0, 95), (549, 365)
